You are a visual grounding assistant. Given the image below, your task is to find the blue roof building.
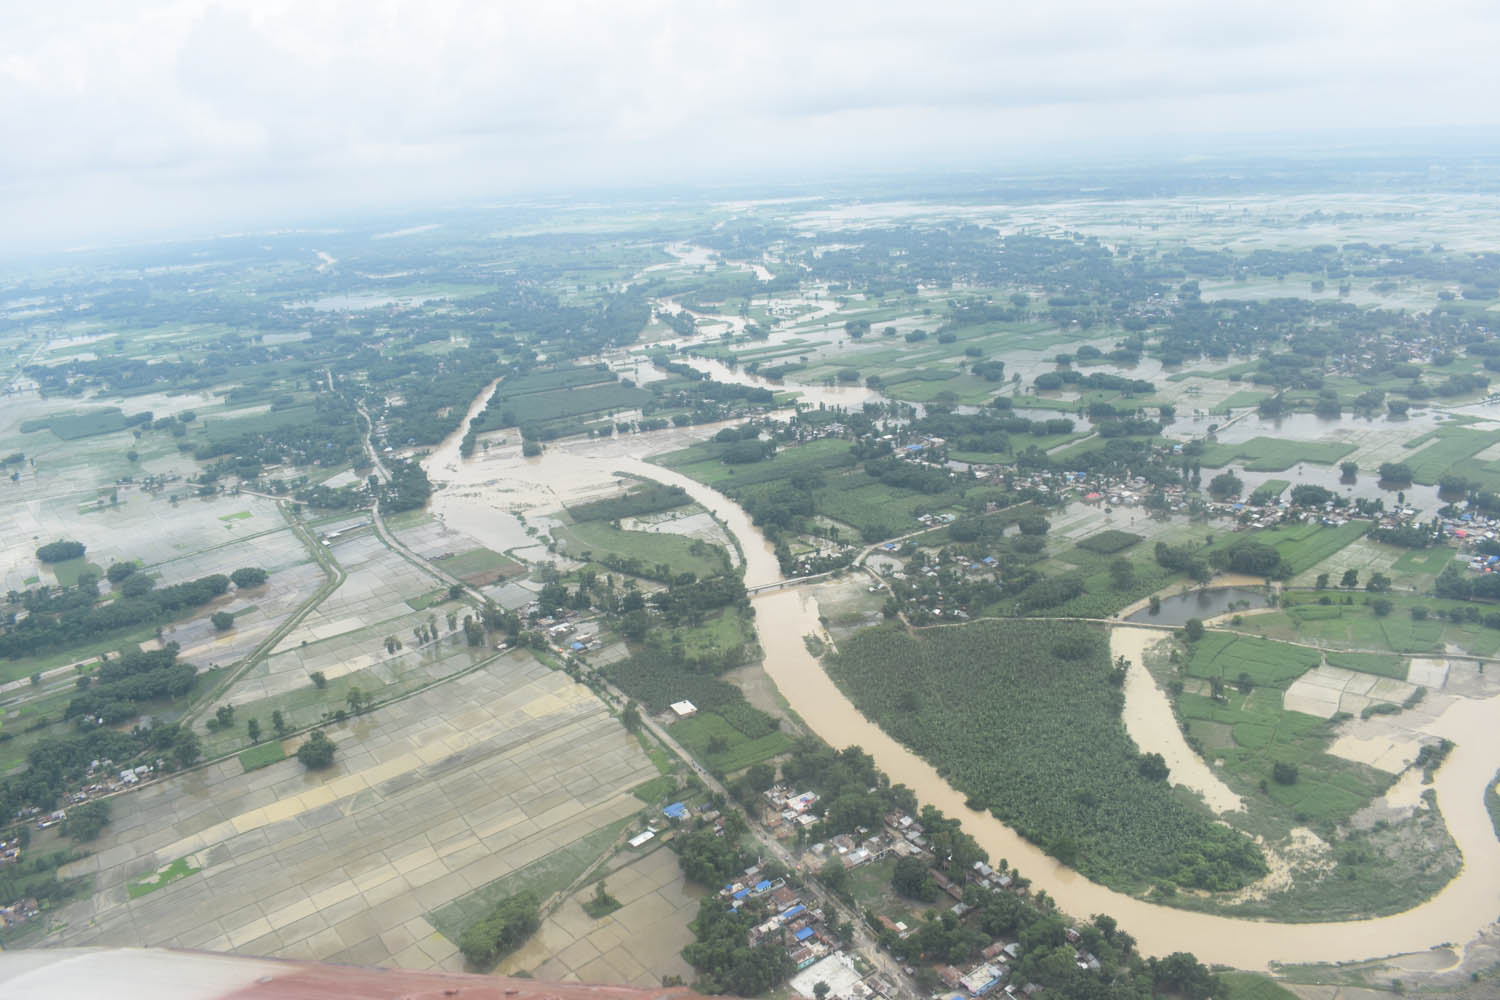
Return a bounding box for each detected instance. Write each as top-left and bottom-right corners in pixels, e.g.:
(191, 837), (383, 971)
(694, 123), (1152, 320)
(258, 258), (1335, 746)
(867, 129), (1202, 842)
(663, 802), (689, 820)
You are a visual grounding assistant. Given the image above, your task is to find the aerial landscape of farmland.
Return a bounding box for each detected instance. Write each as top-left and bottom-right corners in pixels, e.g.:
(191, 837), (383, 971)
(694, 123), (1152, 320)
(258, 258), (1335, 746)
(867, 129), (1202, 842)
(3, 160), (1500, 1000)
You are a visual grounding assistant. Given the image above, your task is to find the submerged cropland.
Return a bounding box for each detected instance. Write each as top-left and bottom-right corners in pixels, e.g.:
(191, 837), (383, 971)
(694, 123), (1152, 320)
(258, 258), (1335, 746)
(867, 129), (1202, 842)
(4, 165), (1500, 998)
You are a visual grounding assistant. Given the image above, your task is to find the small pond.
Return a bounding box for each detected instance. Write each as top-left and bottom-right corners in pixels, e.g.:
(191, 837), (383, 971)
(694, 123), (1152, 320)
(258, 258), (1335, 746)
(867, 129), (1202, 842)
(1125, 585), (1268, 625)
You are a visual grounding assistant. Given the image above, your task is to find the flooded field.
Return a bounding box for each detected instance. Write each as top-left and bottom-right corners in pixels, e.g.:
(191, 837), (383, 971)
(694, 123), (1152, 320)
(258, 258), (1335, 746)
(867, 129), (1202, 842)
(1125, 586), (1269, 625)
(418, 389), (1500, 969)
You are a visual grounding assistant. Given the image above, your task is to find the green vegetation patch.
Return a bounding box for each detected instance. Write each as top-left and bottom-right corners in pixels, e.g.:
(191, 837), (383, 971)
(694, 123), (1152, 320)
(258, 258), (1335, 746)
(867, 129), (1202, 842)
(566, 482), (692, 522)
(828, 621), (1266, 893)
(434, 546), (522, 582)
(1181, 633), (1320, 687)
(1248, 479), (1290, 504)
(1197, 436), (1355, 472)
(1487, 769), (1500, 842)
(428, 818), (630, 942)
(128, 857), (201, 899)
(669, 711), (794, 773)
(1220, 972), (1300, 1000)
(1263, 592), (1474, 654)
(1075, 529), (1143, 555)
(1391, 546), (1455, 576)
(238, 741), (287, 772)
(556, 520), (729, 581)
(632, 774), (677, 804)
(404, 588), (456, 611)
(1403, 428), (1498, 483)
(201, 404), (319, 442)
(21, 408), (130, 440)
(1324, 651), (1407, 680)
(47, 557), (104, 589)
(1176, 637), (1392, 822)
(1207, 520), (1369, 577)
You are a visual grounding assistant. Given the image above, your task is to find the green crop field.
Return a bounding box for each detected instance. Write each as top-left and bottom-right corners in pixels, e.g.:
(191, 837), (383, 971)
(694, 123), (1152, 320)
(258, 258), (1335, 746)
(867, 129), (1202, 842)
(554, 521), (729, 581)
(1220, 972), (1300, 1000)
(21, 408), (131, 440)
(428, 818), (631, 941)
(632, 774), (678, 804)
(238, 741), (287, 772)
(201, 405), (318, 442)
(1402, 427), (1498, 483)
(506, 384), (652, 426)
(1075, 529), (1144, 555)
(1177, 636), (1391, 822)
(1197, 436), (1356, 471)
(1206, 520), (1369, 576)
(431, 546), (522, 582)
(669, 711), (794, 773)
(128, 857), (201, 899)
(1324, 650), (1407, 680)
(1249, 479), (1289, 504)
(828, 621), (1267, 894)
(1177, 686), (1388, 822)
(1391, 546), (1455, 576)
(1181, 633), (1320, 687)
(1253, 592), (1500, 655)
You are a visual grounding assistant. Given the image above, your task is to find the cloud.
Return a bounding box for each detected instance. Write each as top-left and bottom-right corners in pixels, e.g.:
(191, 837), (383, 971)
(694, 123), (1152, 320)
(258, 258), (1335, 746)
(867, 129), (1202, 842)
(2, 0), (1499, 247)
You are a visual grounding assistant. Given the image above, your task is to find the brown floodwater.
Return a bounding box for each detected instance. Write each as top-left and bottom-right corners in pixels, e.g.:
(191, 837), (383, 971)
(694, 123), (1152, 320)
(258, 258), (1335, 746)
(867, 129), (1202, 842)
(422, 384), (1500, 969)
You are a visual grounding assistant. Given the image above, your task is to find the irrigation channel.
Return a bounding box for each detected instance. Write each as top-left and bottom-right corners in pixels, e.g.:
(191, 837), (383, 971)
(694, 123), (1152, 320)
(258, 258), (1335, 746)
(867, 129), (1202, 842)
(420, 383), (1500, 971)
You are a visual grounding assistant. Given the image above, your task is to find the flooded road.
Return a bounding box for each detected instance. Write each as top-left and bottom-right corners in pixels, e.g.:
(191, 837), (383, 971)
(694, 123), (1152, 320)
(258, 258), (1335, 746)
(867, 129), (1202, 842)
(421, 384), (1500, 970)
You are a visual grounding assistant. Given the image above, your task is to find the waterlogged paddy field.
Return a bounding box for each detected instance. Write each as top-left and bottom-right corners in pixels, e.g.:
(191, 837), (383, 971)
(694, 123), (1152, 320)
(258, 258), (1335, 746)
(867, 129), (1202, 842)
(0, 493), (326, 690)
(45, 659), (655, 970)
(189, 523), (501, 759)
(495, 845), (703, 987)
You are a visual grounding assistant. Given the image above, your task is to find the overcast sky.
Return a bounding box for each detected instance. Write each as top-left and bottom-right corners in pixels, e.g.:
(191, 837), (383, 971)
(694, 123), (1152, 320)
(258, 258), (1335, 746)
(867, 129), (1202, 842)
(4, 0), (1500, 250)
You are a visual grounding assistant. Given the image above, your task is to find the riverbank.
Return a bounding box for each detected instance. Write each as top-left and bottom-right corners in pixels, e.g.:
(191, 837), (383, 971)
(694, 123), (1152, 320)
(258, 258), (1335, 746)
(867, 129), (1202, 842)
(1113, 625), (1244, 813)
(421, 385), (1500, 971)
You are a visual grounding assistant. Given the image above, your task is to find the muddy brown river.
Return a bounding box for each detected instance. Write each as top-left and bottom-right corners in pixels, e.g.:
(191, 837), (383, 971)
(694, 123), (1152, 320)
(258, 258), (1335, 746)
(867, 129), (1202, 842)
(420, 396), (1500, 970)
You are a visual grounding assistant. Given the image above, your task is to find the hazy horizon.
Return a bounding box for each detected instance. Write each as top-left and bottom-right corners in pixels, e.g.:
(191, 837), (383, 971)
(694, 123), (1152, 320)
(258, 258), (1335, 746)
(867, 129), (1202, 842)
(5, 0), (1500, 251)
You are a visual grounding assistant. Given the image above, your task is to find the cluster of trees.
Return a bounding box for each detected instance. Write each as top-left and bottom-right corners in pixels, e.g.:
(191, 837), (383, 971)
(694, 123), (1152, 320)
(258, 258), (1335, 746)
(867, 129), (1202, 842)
(565, 483), (690, 522)
(35, 540), (86, 563)
(66, 646), (198, 725)
(194, 395), (363, 472)
(828, 621), (1267, 892)
(0, 848), (90, 919)
(1208, 539), (1288, 578)
(681, 896), (795, 996)
(1435, 564), (1500, 602)
(1, 572), (230, 659)
(0, 719), (201, 818)
(457, 891), (540, 967)
(1154, 542), (1212, 583)
(296, 729), (337, 769)
(675, 811), (754, 885)
(1034, 370), (1154, 394)
(378, 457), (432, 513)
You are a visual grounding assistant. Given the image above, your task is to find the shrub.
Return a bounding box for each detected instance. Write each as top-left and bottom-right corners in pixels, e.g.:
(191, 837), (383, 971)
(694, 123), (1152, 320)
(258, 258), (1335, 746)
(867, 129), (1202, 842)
(296, 729), (337, 769)
(36, 540), (85, 563)
(230, 567), (268, 588)
(458, 891), (540, 967)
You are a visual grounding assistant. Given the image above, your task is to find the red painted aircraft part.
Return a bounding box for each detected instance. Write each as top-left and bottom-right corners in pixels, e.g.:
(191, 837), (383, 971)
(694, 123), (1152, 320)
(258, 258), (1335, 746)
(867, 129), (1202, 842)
(0, 948), (713, 1000)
